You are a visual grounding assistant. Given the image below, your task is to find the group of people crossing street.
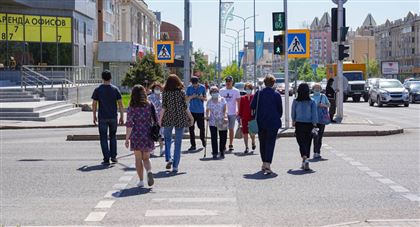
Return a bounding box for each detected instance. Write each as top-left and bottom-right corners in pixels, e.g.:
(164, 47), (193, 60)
(91, 70), (331, 188)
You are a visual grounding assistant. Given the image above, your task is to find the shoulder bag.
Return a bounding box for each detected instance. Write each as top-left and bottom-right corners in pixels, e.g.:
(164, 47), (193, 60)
(318, 95), (331, 125)
(248, 91), (260, 135)
(150, 104), (161, 142)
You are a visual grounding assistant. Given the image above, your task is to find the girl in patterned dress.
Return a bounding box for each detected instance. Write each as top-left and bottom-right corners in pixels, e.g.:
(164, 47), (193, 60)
(125, 85), (156, 187)
(148, 82), (164, 156)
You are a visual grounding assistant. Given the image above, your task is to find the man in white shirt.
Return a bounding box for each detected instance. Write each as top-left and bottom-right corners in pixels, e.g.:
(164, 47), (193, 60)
(219, 76), (241, 152)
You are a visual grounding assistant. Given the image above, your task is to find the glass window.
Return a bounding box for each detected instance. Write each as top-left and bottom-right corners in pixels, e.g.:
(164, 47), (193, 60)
(58, 43), (72, 65)
(379, 80), (403, 88)
(8, 41), (24, 69)
(0, 42), (6, 67)
(27, 42), (41, 65)
(41, 43), (57, 65)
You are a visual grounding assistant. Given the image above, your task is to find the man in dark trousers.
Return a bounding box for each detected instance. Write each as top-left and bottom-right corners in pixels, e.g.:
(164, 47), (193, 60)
(92, 70), (124, 165)
(186, 76), (207, 151)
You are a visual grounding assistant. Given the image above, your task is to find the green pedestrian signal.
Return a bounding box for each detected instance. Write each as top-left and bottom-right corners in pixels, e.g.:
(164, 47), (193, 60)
(272, 12), (285, 31)
(273, 35), (284, 55)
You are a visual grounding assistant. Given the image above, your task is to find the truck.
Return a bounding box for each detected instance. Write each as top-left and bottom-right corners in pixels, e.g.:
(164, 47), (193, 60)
(326, 63), (368, 102)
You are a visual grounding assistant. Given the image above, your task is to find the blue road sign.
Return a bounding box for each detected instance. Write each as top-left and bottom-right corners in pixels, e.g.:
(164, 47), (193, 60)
(287, 29), (310, 58)
(154, 41), (174, 63)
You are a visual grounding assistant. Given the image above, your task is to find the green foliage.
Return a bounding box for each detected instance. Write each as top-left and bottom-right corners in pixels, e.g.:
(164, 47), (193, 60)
(122, 52), (165, 88)
(288, 58), (326, 82)
(222, 61), (243, 82)
(193, 49), (215, 82)
(367, 59), (380, 78)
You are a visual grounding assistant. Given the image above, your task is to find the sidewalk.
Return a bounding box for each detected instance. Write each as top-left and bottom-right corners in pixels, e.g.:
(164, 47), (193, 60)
(0, 111), (403, 140)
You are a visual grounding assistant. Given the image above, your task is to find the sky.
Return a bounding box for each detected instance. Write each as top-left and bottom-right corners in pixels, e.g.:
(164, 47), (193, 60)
(146, 0), (420, 65)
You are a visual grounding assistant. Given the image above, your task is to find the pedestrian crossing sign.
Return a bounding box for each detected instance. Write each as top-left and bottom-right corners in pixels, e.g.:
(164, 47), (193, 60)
(154, 41), (174, 63)
(287, 29), (310, 58)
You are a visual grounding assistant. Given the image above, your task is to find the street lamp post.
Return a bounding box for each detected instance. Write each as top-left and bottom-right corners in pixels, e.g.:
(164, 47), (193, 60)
(225, 34), (238, 62)
(223, 46), (232, 64)
(232, 14), (256, 81)
(227, 27), (249, 67)
(224, 40), (235, 65)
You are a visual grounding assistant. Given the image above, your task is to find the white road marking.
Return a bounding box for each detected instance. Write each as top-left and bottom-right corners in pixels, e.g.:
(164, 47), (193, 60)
(152, 197), (236, 203)
(84, 211), (107, 222)
(95, 200), (115, 209)
(389, 185), (410, 193)
(104, 190), (121, 198)
(402, 194), (420, 202)
(113, 183), (128, 190)
(139, 225), (242, 227)
(366, 219), (420, 222)
(366, 119), (374, 125)
(119, 175), (133, 182)
(349, 161), (362, 166)
(342, 157), (354, 161)
(376, 178), (395, 184)
(366, 171), (383, 178)
(335, 153), (345, 157)
(357, 166), (371, 171)
(125, 170), (137, 175)
(152, 187), (235, 193)
(145, 209), (219, 217)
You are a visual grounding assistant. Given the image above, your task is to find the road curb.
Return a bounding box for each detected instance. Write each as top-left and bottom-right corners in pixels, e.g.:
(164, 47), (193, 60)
(0, 125), (96, 130)
(66, 128), (404, 141)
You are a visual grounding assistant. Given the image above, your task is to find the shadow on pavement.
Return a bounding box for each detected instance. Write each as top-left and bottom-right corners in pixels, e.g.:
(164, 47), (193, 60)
(199, 157), (220, 161)
(309, 158), (329, 162)
(287, 169), (316, 175)
(243, 171), (278, 180)
(77, 164), (114, 172)
(153, 171), (186, 178)
(233, 152), (257, 157)
(182, 148), (204, 154)
(118, 187), (151, 197)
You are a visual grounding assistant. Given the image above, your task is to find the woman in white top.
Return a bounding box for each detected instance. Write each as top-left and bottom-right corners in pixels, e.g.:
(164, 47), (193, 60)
(206, 86), (228, 160)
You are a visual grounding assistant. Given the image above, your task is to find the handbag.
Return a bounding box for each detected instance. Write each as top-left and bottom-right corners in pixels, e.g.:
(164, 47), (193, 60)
(248, 91), (260, 135)
(150, 104), (161, 142)
(235, 126), (243, 139)
(318, 95), (331, 125)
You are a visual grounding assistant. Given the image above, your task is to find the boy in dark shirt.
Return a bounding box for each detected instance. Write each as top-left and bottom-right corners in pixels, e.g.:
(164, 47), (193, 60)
(92, 70), (124, 165)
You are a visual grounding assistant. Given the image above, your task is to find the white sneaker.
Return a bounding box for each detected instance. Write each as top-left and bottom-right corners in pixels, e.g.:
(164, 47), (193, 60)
(304, 160), (310, 171)
(137, 181), (144, 187)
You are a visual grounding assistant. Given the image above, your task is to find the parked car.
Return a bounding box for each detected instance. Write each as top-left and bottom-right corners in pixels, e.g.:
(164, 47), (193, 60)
(364, 78), (381, 100)
(405, 81), (420, 103)
(368, 79), (409, 107)
(276, 82), (293, 96)
(234, 82), (247, 96)
(320, 78), (327, 93)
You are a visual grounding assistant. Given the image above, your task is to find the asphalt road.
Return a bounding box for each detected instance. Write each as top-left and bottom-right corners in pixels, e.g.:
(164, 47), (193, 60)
(0, 102), (419, 226)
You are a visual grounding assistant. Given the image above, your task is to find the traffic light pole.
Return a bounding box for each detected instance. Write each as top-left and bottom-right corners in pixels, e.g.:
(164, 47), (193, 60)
(217, 0), (222, 86)
(284, 0), (290, 129)
(336, 0), (344, 123)
(184, 0), (191, 90)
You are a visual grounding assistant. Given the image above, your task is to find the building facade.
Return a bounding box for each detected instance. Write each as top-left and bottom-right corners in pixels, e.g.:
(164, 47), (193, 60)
(0, 0), (96, 68)
(375, 12), (420, 76)
(309, 12), (332, 66)
(348, 14), (377, 65)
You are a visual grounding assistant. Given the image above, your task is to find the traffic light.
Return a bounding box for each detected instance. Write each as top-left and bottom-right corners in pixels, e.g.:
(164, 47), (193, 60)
(273, 35), (284, 55)
(338, 44), (349, 61)
(331, 7), (346, 42)
(272, 12), (285, 31)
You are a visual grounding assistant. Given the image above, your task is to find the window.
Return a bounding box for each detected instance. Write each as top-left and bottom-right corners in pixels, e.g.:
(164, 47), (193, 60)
(41, 43), (57, 65)
(58, 43), (72, 65)
(105, 0), (114, 14)
(83, 22), (86, 43)
(412, 48), (415, 54)
(402, 26), (411, 34)
(104, 21), (112, 35)
(412, 37), (415, 43)
(74, 19), (79, 44)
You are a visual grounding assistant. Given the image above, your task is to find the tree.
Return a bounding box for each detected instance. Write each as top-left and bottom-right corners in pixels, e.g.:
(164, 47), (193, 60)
(193, 49), (211, 82)
(315, 67), (327, 82)
(367, 59), (380, 78)
(222, 61), (243, 82)
(122, 52), (166, 88)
